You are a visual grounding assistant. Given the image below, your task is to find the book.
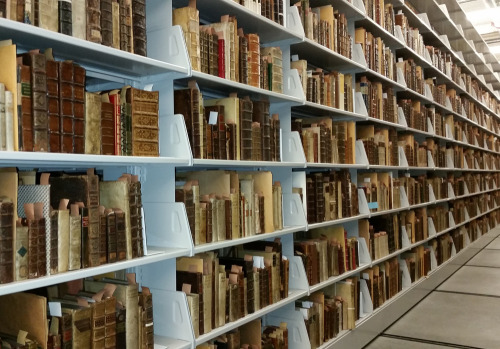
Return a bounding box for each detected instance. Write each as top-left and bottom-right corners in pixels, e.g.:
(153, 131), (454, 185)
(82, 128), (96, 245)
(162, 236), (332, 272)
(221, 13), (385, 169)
(101, 0), (113, 47)
(0, 197), (14, 284)
(100, 97), (115, 155)
(132, 0), (147, 56)
(85, 92), (102, 155)
(87, 0), (102, 43)
(58, 0), (72, 35)
(173, 4), (200, 71)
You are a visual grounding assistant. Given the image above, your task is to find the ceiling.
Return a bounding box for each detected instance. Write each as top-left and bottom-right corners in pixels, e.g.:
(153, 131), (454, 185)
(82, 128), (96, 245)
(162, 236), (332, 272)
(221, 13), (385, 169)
(458, 0), (500, 57)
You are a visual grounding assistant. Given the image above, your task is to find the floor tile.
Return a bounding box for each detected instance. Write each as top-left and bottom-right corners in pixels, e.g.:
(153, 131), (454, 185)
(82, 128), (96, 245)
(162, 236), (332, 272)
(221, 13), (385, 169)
(485, 238), (500, 250)
(385, 292), (500, 348)
(467, 249), (500, 267)
(364, 336), (455, 349)
(437, 266), (500, 296)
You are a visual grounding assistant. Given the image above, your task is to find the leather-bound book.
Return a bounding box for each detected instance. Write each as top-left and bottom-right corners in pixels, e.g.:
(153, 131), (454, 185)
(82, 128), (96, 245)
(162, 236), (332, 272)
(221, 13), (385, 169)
(18, 62), (34, 151)
(239, 97), (253, 160)
(114, 208), (127, 261)
(47, 59), (61, 153)
(16, 0), (25, 22)
(63, 306), (92, 348)
(100, 0), (113, 46)
(87, 0), (102, 43)
(23, 52), (48, 152)
(25, 202), (46, 279)
(177, 271), (204, 335)
(186, 293), (200, 338)
(72, 0), (86, 39)
(132, 0), (146, 56)
(50, 199), (70, 275)
(239, 31), (248, 85)
(246, 33), (260, 88)
(100, 99), (115, 155)
(90, 299), (106, 349)
(173, 4), (200, 71)
(37, 0), (58, 31)
(251, 122), (262, 161)
(252, 100), (271, 161)
(68, 204), (82, 270)
(0, 1), (6, 17)
(199, 29), (209, 74)
(103, 296), (117, 348)
(58, 61), (74, 153)
(84, 92), (102, 154)
(174, 84), (202, 159)
(138, 288), (153, 348)
(73, 65), (86, 153)
(260, 55), (269, 90)
(58, 311), (73, 349)
(0, 198), (14, 284)
(104, 208), (117, 263)
(15, 220), (29, 281)
(272, 115), (280, 161)
(126, 87), (159, 157)
(227, 122), (237, 161)
(99, 206), (108, 264)
(129, 175), (144, 258)
(209, 29), (219, 77)
(58, 0), (72, 35)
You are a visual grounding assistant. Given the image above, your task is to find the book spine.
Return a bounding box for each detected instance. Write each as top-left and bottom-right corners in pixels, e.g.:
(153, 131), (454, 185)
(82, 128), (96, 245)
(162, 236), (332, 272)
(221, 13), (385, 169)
(58, 0), (72, 35)
(131, 0), (147, 56)
(100, 0), (113, 46)
(86, 0), (102, 43)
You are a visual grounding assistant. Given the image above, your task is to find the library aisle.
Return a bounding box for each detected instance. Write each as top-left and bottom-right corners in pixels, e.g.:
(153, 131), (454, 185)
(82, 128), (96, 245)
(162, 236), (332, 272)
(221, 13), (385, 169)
(365, 226), (500, 349)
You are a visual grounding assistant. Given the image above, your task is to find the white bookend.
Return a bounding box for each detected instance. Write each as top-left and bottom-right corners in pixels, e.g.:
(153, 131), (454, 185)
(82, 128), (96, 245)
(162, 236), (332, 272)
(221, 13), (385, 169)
(448, 182), (456, 199)
(430, 246), (438, 270)
(451, 240), (457, 257)
(150, 289), (196, 344)
(465, 207), (470, 221)
(428, 217), (437, 237)
(395, 25), (405, 43)
(486, 181), (490, 191)
(288, 255), (310, 291)
(473, 112), (478, 124)
(283, 193), (307, 228)
(472, 89), (478, 100)
(439, 34), (451, 49)
(286, 5), (305, 38)
(399, 259), (412, 288)
(428, 184), (436, 202)
(447, 153), (454, 168)
(160, 114), (193, 162)
(357, 237), (372, 266)
(479, 75), (486, 84)
(427, 117), (435, 135)
(355, 91), (369, 116)
(465, 230), (471, 246)
(475, 158), (480, 170)
(358, 189), (370, 215)
(400, 186), (410, 208)
(427, 151), (436, 168)
(396, 67), (407, 88)
(464, 182), (469, 195)
(485, 162), (490, 171)
(398, 146), (409, 167)
(456, 51), (465, 62)
(417, 13), (431, 28)
(449, 212), (456, 228)
(398, 107), (408, 127)
(423, 48), (433, 64)
(462, 131), (468, 144)
(445, 96), (453, 110)
(356, 140), (370, 165)
(459, 77), (467, 90)
(264, 307), (310, 349)
(359, 279), (373, 317)
(484, 138), (488, 150)
(286, 69), (306, 100)
(282, 131), (306, 164)
(147, 24), (191, 72)
(424, 84), (434, 101)
(461, 108), (467, 119)
(401, 226), (411, 248)
(456, 24), (464, 36)
(468, 64), (477, 75)
(477, 204), (481, 216)
(353, 43), (368, 67)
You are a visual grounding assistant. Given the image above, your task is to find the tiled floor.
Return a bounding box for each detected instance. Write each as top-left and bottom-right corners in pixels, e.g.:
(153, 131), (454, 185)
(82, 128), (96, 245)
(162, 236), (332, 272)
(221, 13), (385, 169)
(364, 229), (500, 349)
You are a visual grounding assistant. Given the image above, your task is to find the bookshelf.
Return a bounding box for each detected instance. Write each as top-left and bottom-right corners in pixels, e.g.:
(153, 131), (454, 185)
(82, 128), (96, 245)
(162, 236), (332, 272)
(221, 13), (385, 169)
(0, 0), (500, 348)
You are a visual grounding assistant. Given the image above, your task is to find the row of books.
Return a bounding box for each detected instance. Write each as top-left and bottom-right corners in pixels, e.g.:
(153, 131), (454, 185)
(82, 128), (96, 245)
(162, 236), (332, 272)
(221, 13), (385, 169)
(355, 27), (395, 80)
(363, 0), (395, 35)
(174, 5), (283, 92)
(291, 59), (354, 111)
(0, 44), (160, 155)
(0, 0), (147, 56)
(232, 0), (284, 25)
(292, 118), (355, 165)
(199, 319), (288, 349)
(294, 2), (352, 59)
(0, 168), (145, 285)
(0, 273), (153, 348)
(174, 84), (281, 162)
(177, 240), (288, 338)
(357, 76), (398, 123)
(175, 170), (283, 246)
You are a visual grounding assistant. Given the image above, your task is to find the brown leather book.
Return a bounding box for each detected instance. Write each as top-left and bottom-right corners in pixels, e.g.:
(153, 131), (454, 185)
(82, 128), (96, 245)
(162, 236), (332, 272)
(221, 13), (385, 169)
(251, 122), (262, 161)
(126, 87), (159, 157)
(252, 100), (271, 161)
(59, 311), (73, 349)
(239, 32), (248, 85)
(119, 0), (132, 52)
(25, 202), (47, 279)
(18, 62), (34, 151)
(104, 208), (117, 263)
(114, 208), (127, 261)
(246, 33), (260, 88)
(58, 0), (72, 35)
(174, 85), (202, 159)
(15, 221), (29, 281)
(104, 296), (117, 349)
(0, 0), (6, 17)
(100, 0), (113, 46)
(23, 52), (48, 152)
(0, 198), (14, 284)
(199, 29), (209, 74)
(87, 0), (102, 43)
(132, 0), (147, 56)
(59, 61), (74, 153)
(100, 100), (115, 155)
(239, 97), (253, 160)
(99, 207), (108, 265)
(46, 59), (61, 153)
(177, 271), (204, 335)
(73, 65), (86, 153)
(129, 176), (144, 258)
(91, 298), (106, 349)
(138, 289), (153, 348)
(63, 306), (92, 349)
(85, 92), (102, 155)
(16, 0), (24, 22)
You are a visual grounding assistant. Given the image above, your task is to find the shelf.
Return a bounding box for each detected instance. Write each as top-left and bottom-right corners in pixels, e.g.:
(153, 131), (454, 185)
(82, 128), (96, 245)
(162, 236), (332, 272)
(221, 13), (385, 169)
(183, 71), (304, 105)
(192, 226), (305, 254)
(355, 16), (405, 50)
(154, 336), (192, 349)
(293, 101), (367, 122)
(307, 0), (366, 20)
(307, 214), (371, 231)
(291, 38), (366, 73)
(0, 18), (189, 82)
(191, 159), (305, 169)
(0, 247), (189, 297)
(309, 262), (371, 293)
(194, 289), (307, 345)
(305, 163), (368, 170)
(171, 0), (303, 45)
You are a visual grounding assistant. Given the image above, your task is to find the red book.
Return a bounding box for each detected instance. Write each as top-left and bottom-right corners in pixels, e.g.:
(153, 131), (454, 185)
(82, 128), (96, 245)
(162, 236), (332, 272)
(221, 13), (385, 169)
(108, 92), (121, 155)
(218, 39), (225, 79)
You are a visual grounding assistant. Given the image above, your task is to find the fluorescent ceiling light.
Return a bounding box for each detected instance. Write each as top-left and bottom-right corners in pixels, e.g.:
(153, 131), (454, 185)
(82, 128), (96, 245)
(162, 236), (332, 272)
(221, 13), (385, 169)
(488, 44), (500, 53)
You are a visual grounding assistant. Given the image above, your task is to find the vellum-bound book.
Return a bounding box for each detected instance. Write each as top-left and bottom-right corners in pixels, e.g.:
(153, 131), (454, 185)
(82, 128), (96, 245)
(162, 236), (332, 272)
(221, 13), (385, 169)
(173, 0), (200, 71)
